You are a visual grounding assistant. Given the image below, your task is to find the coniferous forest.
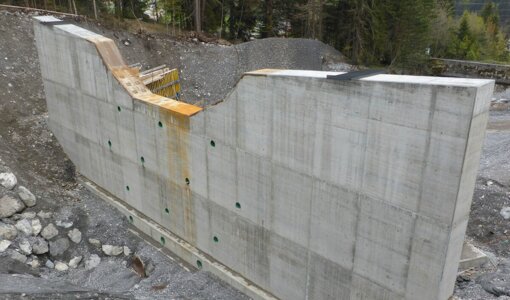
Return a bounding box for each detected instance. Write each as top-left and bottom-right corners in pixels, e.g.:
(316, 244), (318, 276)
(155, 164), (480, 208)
(2, 0), (509, 70)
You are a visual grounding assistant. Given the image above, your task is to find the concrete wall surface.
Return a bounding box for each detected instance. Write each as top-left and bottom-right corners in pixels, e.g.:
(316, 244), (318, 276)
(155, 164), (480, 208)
(33, 17), (494, 300)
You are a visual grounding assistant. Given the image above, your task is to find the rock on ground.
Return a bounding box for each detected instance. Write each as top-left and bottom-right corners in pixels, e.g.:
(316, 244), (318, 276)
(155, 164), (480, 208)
(102, 245), (123, 256)
(85, 254), (101, 270)
(31, 218), (41, 236)
(49, 237), (70, 257)
(54, 261), (68, 272)
(501, 207), (510, 220)
(67, 228), (81, 244)
(55, 220), (73, 228)
(68, 256), (82, 268)
(0, 172), (17, 190)
(0, 195), (25, 218)
(15, 219), (32, 235)
(30, 257), (40, 268)
(21, 211), (36, 219)
(41, 223), (58, 240)
(45, 260), (54, 269)
(0, 222), (17, 240)
(10, 250), (27, 263)
(19, 238), (32, 255)
(0, 240), (11, 252)
(37, 211), (52, 219)
(17, 186), (36, 207)
(88, 238), (101, 247)
(32, 237), (48, 254)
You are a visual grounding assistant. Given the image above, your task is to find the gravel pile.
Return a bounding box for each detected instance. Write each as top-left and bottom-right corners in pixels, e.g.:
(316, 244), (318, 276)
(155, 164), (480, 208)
(0, 169), (136, 273)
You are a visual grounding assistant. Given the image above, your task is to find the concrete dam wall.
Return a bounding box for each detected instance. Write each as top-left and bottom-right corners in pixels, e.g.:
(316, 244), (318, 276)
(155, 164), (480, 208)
(33, 17), (494, 300)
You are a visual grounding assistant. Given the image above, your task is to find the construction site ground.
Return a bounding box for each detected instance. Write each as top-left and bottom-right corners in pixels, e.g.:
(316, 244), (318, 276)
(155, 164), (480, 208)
(0, 9), (509, 300)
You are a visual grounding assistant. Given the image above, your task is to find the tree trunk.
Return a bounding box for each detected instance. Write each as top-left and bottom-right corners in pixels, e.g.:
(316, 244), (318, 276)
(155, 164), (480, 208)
(306, 0), (323, 40)
(72, 0), (77, 14)
(115, 0), (123, 20)
(201, 0), (206, 31)
(154, 0), (158, 22)
(265, 0), (273, 37)
(194, 0), (201, 32)
(93, 0), (97, 19)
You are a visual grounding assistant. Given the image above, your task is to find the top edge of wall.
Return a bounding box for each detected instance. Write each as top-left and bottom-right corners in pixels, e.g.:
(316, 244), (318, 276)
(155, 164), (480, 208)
(33, 16), (202, 118)
(245, 69), (495, 88)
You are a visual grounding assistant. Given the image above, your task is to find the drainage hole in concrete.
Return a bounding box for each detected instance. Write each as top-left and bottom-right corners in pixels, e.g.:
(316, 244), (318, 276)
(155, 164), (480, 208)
(213, 236), (219, 243)
(117, 106), (121, 112)
(164, 208), (170, 214)
(185, 178), (190, 185)
(140, 156), (145, 164)
(126, 185), (130, 191)
(158, 121), (163, 128)
(108, 140), (112, 148)
(196, 260), (202, 269)
(210, 140), (215, 147)
(129, 216), (133, 223)
(160, 236), (165, 245)
(235, 202), (241, 209)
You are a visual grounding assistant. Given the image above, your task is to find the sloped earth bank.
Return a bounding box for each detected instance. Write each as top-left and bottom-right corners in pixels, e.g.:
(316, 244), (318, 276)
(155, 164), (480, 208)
(1, 8), (510, 300)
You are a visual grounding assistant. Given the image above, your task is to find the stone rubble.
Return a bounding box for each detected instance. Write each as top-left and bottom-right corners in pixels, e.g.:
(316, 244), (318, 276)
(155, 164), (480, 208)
(0, 222), (17, 240)
(88, 238), (101, 247)
(55, 220), (73, 228)
(49, 237), (70, 257)
(11, 250), (27, 263)
(67, 228), (81, 244)
(45, 259), (54, 269)
(31, 218), (42, 236)
(0, 172), (17, 190)
(31, 237), (48, 254)
(68, 256), (82, 268)
(0, 169), (138, 279)
(21, 211), (36, 219)
(40, 223), (58, 240)
(54, 261), (68, 271)
(85, 254), (101, 270)
(102, 245), (124, 256)
(19, 239), (32, 255)
(29, 257), (40, 268)
(15, 219), (32, 235)
(0, 195), (25, 218)
(0, 239), (11, 252)
(501, 207), (510, 220)
(37, 211), (52, 219)
(17, 186), (36, 207)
